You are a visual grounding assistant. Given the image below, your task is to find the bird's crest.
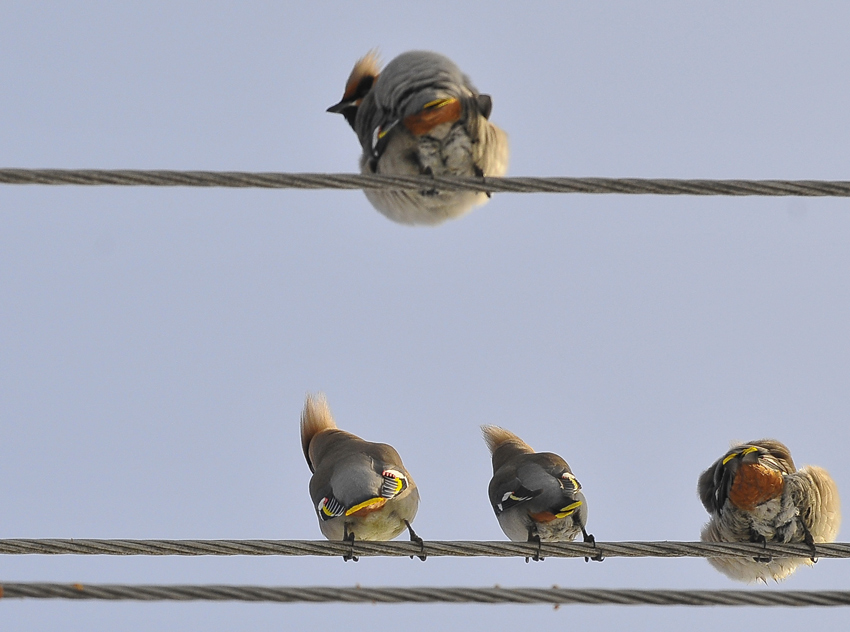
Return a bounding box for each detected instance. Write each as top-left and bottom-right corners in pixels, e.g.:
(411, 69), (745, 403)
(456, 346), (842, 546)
(343, 49), (382, 100)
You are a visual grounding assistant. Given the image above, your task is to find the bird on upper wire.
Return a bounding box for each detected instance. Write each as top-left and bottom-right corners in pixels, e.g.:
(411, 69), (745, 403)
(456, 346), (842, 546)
(327, 50), (509, 226)
(300, 393), (424, 561)
(698, 438), (841, 583)
(481, 425), (600, 562)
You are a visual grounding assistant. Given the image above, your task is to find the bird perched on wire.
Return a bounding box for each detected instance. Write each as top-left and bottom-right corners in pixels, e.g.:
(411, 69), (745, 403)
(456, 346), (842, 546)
(327, 50), (509, 226)
(300, 393), (423, 561)
(698, 439), (841, 583)
(481, 425), (599, 562)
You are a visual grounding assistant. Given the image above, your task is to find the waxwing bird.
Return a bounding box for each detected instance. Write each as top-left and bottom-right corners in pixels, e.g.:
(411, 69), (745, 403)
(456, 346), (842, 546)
(300, 393), (423, 561)
(481, 425), (599, 562)
(327, 50), (509, 226)
(698, 439), (841, 583)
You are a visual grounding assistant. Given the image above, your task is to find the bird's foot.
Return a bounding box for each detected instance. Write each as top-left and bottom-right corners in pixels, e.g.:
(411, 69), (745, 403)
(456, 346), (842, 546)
(582, 529), (604, 562)
(405, 519), (426, 562)
(525, 532), (544, 563)
(473, 165), (491, 198)
(419, 166), (439, 197)
(752, 535), (771, 564)
(342, 526), (359, 562)
(802, 522), (819, 564)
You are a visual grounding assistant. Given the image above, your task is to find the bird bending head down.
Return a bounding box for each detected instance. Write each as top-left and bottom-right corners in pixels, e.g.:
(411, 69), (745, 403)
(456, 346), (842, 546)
(328, 50), (509, 226)
(697, 438), (841, 583)
(481, 425), (598, 562)
(300, 393), (423, 561)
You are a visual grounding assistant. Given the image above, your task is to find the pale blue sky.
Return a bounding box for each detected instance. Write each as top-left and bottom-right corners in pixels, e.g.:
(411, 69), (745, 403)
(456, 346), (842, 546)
(2, 2), (850, 630)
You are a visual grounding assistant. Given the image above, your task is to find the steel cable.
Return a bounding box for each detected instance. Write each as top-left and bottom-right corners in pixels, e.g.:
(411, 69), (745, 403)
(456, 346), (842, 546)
(1, 169), (850, 196)
(2, 539), (849, 559)
(2, 582), (850, 606)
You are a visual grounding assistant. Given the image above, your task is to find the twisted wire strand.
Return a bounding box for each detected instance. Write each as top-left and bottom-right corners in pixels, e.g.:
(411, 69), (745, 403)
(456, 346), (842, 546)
(1, 169), (850, 196)
(2, 582), (850, 606)
(2, 539), (849, 559)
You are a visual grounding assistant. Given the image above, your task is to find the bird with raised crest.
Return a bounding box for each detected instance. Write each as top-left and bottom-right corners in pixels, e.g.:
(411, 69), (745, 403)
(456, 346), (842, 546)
(328, 50), (509, 225)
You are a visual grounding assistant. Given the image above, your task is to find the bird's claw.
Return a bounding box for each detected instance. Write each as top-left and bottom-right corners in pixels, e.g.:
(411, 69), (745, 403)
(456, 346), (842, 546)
(752, 535), (771, 564)
(342, 526), (359, 562)
(405, 520), (426, 561)
(582, 530), (604, 563)
(473, 164), (491, 197)
(802, 524), (819, 564)
(526, 532), (543, 562)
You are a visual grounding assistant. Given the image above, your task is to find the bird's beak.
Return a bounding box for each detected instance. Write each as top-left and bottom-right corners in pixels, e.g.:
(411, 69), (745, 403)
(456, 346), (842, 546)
(326, 99), (352, 114)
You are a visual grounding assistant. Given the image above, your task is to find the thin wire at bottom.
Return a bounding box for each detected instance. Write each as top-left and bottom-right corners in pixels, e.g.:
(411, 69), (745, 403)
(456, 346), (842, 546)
(2, 583), (850, 606)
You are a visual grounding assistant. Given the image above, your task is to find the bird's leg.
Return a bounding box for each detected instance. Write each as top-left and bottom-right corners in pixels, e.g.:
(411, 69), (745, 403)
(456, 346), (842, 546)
(419, 165), (439, 197)
(799, 519), (819, 563)
(405, 519), (426, 562)
(752, 533), (771, 564)
(343, 524), (359, 563)
(526, 527), (543, 563)
(473, 164), (491, 198)
(582, 527), (604, 563)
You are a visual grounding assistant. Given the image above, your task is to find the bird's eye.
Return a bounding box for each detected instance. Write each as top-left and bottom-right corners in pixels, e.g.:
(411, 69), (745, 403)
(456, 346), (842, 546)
(355, 75), (374, 97)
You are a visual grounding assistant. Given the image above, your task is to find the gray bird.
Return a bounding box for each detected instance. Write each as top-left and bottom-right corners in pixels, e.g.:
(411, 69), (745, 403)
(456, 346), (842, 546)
(698, 439), (841, 583)
(328, 50), (509, 226)
(301, 393), (422, 561)
(482, 425), (598, 561)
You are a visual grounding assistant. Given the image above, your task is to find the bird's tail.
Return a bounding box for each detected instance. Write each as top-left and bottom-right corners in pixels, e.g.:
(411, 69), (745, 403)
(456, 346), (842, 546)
(799, 465), (842, 542)
(300, 393), (338, 465)
(481, 425), (533, 455)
